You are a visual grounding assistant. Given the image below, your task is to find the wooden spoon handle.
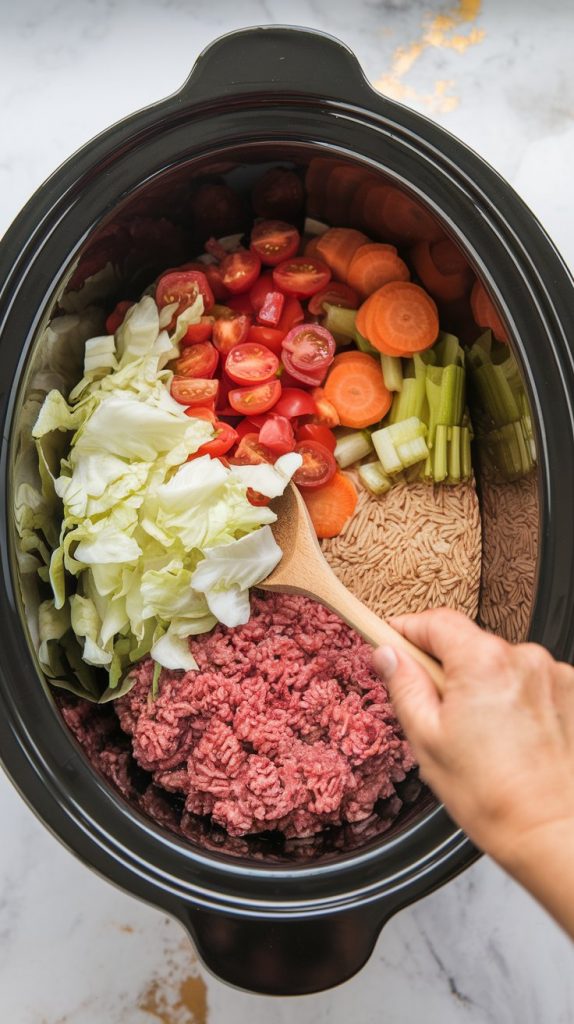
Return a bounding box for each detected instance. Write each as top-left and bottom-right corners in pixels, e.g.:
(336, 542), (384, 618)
(308, 563), (445, 694)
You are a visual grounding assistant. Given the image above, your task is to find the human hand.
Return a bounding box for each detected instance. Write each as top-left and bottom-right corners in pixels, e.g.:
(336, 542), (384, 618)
(372, 609), (574, 871)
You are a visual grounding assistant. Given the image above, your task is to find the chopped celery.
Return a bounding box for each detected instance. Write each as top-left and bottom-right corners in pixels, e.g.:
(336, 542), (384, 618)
(322, 304), (356, 339)
(396, 435), (429, 468)
(371, 427), (403, 475)
(434, 332), (465, 367)
(380, 354), (403, 392)
(426, 364), (465, 444)
(334, 431), (373, 468)
(389, 376), (427, 423)
(461, 426), (472, 479)
(472, 363), (520, 427)
(467, 330), (493, 369)
(447, 426), (461, 482)
(386, 417), (427, 444)
(433, 425), (449, 483)
(304, 217), (330, 236)
(358, 461), (393, 495)
(355, 330), (379, 355)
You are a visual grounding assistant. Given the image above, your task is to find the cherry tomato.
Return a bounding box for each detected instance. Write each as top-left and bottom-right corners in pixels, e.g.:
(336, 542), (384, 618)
(251, 168), (305, 221)
(202, 262), (229, 301)
(259, 415), (295, 455)
(174, 341), (219, 379)
(213, 313), (251, 355)
(228, 379), (282, 416)
(156, 270), (214, 317)
(221, 250), (261, 294)
(184, 406), (217, 422)
(293, 441), (337, 489)
(257, 290), (285, 327)
(246, 325), (285, 356)
(181, 317), (214, 346)
(282, 324), (336, 377)
(277, 296), (304, 333)
(205, 237), (229, 261)
(247, 488), (272, 507)
(105, 300), (134, 335)
(281, 349), (327, 387)
(249, 272), (275, 312)
(295, 422), (337, 452)
(171, 377), (219, 407)
(215, 371), (237, 418)
(250, 220), (300, 266)
(225, 343), (280, 386)
(307, 282), (360, 316)
(188, 420), (238, 461)
(272, 257), (331, 298)
(311, 387), (340, 427)
(273, 387), (317, 418)
(226, 293), (254, 316)
(232, 433), (276, 465)
(235, 416), (268, 440)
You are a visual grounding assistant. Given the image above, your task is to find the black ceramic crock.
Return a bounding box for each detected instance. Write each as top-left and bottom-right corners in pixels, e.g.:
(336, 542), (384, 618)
(1, 26), (574, 997)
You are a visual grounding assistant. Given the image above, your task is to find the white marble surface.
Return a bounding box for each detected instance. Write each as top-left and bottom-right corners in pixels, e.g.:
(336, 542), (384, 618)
(1, 1), (574, 1021)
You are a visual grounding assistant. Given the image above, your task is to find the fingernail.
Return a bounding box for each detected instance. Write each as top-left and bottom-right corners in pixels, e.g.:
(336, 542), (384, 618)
(373, 645), (398, 680)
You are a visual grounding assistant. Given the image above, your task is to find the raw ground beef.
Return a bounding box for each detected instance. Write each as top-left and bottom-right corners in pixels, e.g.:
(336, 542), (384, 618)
(112, 592), (415, 839)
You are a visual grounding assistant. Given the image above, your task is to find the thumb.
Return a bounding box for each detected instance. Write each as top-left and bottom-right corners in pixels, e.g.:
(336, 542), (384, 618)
(372, 644), (441, 744)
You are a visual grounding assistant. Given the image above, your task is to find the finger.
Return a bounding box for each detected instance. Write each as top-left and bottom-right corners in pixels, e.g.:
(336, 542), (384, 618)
(372, 645), (441, 747)
(389, 608), (486, 668)
(552, 662), (574, 747)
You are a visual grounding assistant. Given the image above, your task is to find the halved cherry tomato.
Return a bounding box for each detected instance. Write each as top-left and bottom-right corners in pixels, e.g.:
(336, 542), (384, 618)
(307, 283), (360, 316)
(105, 300), (134, 335)
(246, 325), (285, 356)
(235, 416), (267, 440)
(221, 250), (261, 294)
(293, 441), (337, 489)
(282, 324), (336, 377)
(259, 415), (296, 455)
(232, 433), (276, 465)
(174, 341), (219, 379)
(311, 387), (340, 427)
(225, 343), (280, 386)
(188, 420), (238, 461)
(184, 406), (217, 422)
(273, 257), (331, 298)
(228, 379), (282, 415)
(277, 296), (304, 333)
(181, 261), (229, 302)
(156, 270), (214, 317)
(281, 349), (327, 387)
(182, 317), (214, 346)
(251, 168), (305, 221)
(247, 488), (272, 507)
(258, 290), (285, 327)
(273, 387), (317, 418)
(250, 221), (300, 266)
(215, 371), (237, 417)
(171, 377), (219, 407)
(295, 422), (337, 452)
(249, 272), (275, 312)
(226, 293), (254, 316)
(213, 313), (251, 355)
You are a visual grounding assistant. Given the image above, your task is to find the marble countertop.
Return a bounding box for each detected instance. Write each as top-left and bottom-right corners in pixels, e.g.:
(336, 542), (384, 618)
(1, 1), (574, 1021)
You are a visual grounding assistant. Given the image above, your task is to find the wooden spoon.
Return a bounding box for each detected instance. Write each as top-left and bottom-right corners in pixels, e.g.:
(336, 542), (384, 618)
(261, 483), (444, 693)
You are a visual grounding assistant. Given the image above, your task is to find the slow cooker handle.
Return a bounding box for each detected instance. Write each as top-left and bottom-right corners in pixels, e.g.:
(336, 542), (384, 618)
(179, 25), (375, 107)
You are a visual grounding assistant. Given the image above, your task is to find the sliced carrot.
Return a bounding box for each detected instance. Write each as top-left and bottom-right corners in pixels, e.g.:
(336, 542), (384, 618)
(410, 239), (472, 303)
(332, 349), (378, 369)
(324, 165), (373, 227)
(354, 292), (372, 341)
(310, 387), (340, 427)
(347, 243), (410, 299)
(470, 279), (509, 344)
(303, 471), (358, 539)
(315, 228), (369, 282)
(380, 187), (443, 244)
(324, 353), (392, 428)
(359, 281), (439, 356)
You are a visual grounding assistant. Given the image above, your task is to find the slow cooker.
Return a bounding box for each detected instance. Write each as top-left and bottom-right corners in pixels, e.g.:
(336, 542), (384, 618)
(1, 25), (574, 997)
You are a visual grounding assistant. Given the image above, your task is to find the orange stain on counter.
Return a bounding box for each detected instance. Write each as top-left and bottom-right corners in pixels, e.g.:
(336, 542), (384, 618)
(137, 972), (208, 1024)
(374, 0), (485, 113)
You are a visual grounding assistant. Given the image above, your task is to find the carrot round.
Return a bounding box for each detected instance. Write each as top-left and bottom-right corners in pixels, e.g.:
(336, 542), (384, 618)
(303, 471), (358, 539)
(410, 239), (472, 303)
(347, 243), (410, 299)
(470, 279), (509, 344)
(332, 349), (379, 369)
(359, 281), (439, 356)
(315, 228), (369, 282)
(381, 187), (443, 244)
(323, 353), (392, 428)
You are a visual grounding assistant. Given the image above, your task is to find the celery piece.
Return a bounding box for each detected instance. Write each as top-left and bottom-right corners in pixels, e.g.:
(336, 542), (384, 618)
(422, 451), (434, 481)
(380, 353), (403, 392)
(426, 364), (465, 444)
(354, 330), (379, 355)
(404, 462), (424, 483)
(467, 330), (493, 369)
(472, 363), (520, 427)
(358, 461), (393, 495)
(304, 217), (330, 236)
(461, 426), (472, 479)
(387, 417), (427, 444)
(396, 435), (429, 468)
(433, 424), (449, 482)
(435, 332), (464, 367)
(389, 376), (427, 424)
(334, 431), (373, 469)
(371, 427), (402, 475)
(322, 304), (357, 339)
(447, 425), (461, 483)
